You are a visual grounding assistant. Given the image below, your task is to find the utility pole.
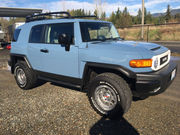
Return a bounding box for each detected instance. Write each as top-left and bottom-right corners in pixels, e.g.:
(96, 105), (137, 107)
(141, 0), (144, 40)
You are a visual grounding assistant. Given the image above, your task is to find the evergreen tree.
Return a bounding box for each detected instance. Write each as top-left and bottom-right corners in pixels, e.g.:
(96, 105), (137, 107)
(146, 11), (152, 24)
(123, 7), (128, 15)
(144, 8), (147, 24)
(137, 8), (142, 24)
(165, 4), (171, 22)
(88, 10), (91, 16)
(115, 8), (122, 27)
(115, 8), (121, 20)
(109, 12), (116, 25)
(132, 16), (138, 24)
(94, 9), (98, 18)
(121, 7), (132, 27)
(100, 12), (106, 20)
(175, 13), (180, 22)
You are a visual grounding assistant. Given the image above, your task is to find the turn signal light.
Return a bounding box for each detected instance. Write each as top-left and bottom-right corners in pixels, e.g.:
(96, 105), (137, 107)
(130, 59), (152, 68)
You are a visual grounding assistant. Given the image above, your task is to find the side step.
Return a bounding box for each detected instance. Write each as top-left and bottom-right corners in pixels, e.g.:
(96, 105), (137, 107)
(38, 76), (81, 89)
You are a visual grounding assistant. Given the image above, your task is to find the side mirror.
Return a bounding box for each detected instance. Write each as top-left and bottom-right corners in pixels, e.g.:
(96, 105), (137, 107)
(58, 33), (71, 51)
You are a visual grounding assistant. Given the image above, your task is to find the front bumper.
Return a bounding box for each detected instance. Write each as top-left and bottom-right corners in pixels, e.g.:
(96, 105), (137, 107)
(133, 60), (177, 98)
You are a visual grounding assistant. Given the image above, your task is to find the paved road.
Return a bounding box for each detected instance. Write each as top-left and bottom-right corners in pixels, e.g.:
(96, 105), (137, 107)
(165, 45), (180, 53)
(152, 41), (180, 53)
(0, 49), (180, 134)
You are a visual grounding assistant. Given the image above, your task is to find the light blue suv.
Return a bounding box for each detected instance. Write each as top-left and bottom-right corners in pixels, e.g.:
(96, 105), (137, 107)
(9, 12), (177, 118)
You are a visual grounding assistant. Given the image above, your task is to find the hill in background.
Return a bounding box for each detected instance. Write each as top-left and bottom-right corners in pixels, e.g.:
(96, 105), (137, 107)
(152, 8), (180, 17)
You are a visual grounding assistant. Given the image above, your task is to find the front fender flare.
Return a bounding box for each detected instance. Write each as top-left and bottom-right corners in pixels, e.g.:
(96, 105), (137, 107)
(81, 62), (136, 88)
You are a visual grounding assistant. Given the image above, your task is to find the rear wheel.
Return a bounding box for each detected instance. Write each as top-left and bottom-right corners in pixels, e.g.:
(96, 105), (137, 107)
(14, 61), (37, 90)
(88, 73), (132, 118)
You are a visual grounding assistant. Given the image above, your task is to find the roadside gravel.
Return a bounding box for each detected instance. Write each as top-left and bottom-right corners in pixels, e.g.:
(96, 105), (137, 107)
(0, 49), (179, 135)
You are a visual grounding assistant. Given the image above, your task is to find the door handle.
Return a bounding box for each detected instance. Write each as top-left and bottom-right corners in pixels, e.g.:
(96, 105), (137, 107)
(40, 49), (49, 53)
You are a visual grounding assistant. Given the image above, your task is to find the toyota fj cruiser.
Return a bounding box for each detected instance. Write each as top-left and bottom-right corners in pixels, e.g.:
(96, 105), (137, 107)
(9, 12), (177, 118)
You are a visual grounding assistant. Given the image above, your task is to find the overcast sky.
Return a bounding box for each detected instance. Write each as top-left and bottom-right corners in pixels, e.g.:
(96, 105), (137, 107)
(0, 0), (180, 16)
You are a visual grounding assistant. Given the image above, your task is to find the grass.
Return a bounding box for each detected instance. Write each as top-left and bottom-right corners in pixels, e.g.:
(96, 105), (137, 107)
(118, 24), (180, 41)
(172, 52), (180, 57)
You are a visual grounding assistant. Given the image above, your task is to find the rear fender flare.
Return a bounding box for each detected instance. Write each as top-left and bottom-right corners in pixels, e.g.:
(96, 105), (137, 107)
(10, 54), (32, 73)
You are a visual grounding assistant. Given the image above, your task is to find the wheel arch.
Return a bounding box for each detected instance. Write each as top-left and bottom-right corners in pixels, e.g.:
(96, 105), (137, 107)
(81, 62), (136, 89)
(10, 54), (32, 74)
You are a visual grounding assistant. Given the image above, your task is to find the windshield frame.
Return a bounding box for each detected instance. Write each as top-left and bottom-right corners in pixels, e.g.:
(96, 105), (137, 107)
(79, 21), (121, 42)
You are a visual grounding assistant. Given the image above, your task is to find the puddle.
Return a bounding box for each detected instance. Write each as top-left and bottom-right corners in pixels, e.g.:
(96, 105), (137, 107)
(171, 56), (180, 61)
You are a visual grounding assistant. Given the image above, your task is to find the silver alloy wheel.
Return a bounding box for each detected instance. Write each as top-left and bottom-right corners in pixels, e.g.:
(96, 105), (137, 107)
(16, 67), (27, 87)
(94, 85), (118, 111)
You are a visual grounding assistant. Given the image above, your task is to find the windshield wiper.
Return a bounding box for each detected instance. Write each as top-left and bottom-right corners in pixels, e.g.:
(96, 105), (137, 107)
(100, 37), (120, 41)
(112, 37), (121, 41)
(91, 40), (106, 44)
(90, 37), (121, 43)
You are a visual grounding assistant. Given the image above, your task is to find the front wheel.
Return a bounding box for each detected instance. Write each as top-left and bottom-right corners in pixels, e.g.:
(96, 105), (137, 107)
(88, 73), (132, 118)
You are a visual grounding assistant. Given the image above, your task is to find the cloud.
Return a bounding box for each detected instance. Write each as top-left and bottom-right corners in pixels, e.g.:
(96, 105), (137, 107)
(18, 1), (139, 16)
(0, 0), (16, 7)
(0, 0), (180, 16)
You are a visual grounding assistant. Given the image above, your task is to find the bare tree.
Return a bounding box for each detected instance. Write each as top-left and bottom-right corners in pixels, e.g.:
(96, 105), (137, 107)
(61, 0), (66, 11)
(94, 0), (106, 18)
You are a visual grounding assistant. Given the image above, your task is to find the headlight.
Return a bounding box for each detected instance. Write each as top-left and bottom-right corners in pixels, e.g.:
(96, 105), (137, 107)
(153, 57), (158, 69)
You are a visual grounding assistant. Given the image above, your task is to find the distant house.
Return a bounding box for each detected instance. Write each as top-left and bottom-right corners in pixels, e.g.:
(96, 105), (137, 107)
(8, 22), (25, 41)
(0, 24), (5, 42)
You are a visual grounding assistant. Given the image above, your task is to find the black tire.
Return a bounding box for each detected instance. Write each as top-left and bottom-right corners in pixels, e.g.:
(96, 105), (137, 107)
(88, 73), (132, 118)
(14, 61), (37, 90)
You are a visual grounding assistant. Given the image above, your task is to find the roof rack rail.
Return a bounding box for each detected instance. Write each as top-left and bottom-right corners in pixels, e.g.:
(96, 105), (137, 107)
(71, 15), (97, 19)
(26, 11), (71, 22)
(26, 11), (98, 22)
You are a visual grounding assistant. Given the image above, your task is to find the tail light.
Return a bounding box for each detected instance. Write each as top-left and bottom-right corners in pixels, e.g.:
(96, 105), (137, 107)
(6, 44), (11, 50)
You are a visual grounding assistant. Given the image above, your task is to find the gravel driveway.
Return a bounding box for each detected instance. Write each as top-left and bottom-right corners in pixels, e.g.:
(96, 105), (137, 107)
(0, 49), (180, 135)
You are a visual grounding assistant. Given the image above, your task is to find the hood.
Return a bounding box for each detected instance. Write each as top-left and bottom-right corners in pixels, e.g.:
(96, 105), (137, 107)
(80, 40), (169, 73)
(88, 40), (168, 58)
(117, 41), (160, 50)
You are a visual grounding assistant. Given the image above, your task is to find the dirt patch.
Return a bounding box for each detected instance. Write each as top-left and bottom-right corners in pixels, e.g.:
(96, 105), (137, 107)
(172, 52), (180, 57)
(0, 60), (8, 70)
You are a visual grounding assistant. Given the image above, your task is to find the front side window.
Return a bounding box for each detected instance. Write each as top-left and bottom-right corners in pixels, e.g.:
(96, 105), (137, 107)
(13, 29), (21, 42)
(80, 22), (120, 42)
(29, 25), (44, 43)
(45, 23), (74, 44)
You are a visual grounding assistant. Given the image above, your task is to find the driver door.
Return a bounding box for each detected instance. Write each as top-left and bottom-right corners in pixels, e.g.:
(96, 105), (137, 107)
(41, 22), (79, 78)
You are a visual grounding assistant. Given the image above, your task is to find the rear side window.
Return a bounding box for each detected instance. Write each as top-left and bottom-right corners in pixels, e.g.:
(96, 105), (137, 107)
(13, 29), (21, 42)
(29, 25), (44, 43)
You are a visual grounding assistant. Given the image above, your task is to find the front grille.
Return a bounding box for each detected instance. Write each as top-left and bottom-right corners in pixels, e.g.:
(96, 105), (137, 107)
(160, 55), (168, 65)
(152, 50), (170, 71)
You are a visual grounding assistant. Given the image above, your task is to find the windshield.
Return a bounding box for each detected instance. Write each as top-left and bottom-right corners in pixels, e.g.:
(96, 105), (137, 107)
(80, 22), (120, 42)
